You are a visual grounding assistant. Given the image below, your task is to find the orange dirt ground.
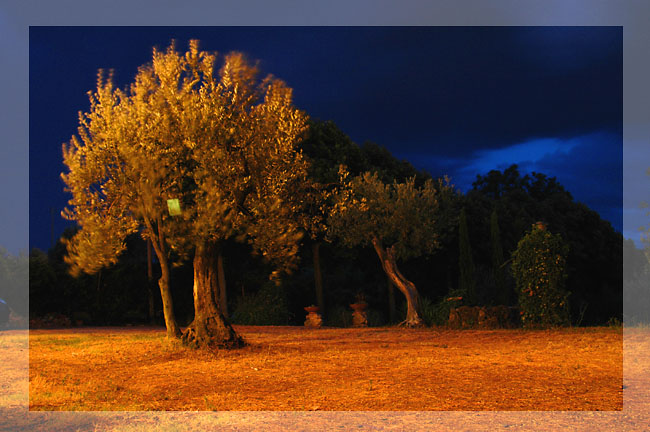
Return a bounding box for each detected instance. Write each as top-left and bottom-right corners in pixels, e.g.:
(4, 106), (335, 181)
(1, 326), (649, 430)
(27, 325), (623, 411)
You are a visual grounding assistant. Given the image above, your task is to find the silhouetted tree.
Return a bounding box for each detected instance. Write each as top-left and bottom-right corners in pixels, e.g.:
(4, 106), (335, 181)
(458, 208), (477, 305)
(490, 208), (508, 305)
(469, 165), (621, 324)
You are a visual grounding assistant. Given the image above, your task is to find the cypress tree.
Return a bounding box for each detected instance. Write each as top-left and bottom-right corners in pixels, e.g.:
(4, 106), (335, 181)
(490, 208), (507, 305)
(458, 208), (477, 305)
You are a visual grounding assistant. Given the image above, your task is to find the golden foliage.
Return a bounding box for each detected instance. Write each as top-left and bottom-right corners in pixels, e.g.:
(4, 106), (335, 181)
(61, 40), (309, 275)
(329, 167), (456, 260)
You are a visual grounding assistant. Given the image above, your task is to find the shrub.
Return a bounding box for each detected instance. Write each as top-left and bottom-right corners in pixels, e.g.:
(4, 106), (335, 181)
(418, 297), (438, 326)
(511, 223), (570, 327)
(397, 295), (460, 326)
(431, 292), (465, 326)
(366, 308), (386, 327)
(606, 317), (622, 328)
(325, 305), (352, 327)
(72, 311), (92, 325)
(231, 282), (290, 325)
(422, 292), (465, 326)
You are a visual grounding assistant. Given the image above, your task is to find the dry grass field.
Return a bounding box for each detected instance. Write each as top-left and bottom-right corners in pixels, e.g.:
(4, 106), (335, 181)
(2, 325), (650, 430)
(27, 325), (623, 411)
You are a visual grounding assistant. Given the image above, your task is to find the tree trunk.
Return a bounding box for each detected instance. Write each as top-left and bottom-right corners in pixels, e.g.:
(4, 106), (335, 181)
(371, 236), (423, 327)
(158, 253), (182, 338)
(217, 247), (228, 319)
(312, 241), (324, 313)
(182, 241), (244, 349)
(145, 217), (181, 339)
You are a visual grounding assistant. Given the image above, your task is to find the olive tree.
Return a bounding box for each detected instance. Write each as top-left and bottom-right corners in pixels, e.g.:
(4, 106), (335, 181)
(62, 40), (309, 347)
(329, 169), (456, 326)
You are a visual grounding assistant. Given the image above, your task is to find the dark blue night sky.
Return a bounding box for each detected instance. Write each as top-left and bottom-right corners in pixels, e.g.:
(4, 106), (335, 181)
(29, 26), (622, 252)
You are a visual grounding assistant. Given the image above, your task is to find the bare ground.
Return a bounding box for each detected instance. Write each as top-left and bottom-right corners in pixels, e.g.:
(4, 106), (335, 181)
(2, 325), (649, 431)
(27, 325), (622, 411)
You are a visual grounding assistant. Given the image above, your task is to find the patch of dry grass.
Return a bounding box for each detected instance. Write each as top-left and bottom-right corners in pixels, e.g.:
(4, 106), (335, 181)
(28, 325), (623, 411)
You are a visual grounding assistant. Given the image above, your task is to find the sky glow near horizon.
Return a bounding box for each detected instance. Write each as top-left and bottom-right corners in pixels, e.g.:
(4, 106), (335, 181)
(397, 130), (622, 236)
(466, 136), (581, 174)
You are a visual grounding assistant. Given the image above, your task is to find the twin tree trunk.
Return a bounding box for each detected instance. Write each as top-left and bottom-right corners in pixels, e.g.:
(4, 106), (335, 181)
(182, 241), (244, 349)
(144, 217), (181, 339)
(371, 236), (424, 327)
(158, 253), (182, 339)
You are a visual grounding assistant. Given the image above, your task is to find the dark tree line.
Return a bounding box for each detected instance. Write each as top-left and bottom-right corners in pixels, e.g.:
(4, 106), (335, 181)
(28, 120), (627, 327)
(463, 165), (623, 325)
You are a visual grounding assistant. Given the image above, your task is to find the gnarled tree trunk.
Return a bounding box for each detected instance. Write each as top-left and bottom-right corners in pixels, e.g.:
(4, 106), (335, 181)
(182, 241), (244, 349)
(371, 236), (423, 327)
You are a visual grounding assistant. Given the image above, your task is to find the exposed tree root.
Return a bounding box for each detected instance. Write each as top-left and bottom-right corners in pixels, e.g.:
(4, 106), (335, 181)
(181, 316), (245, 350)
(398, 317), (425, 328)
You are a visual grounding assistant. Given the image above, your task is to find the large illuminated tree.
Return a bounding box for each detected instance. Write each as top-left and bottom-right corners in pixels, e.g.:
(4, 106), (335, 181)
(329, 170), (456, 327)
(62, 41), (309, 347)
(61, 65), (183, 339)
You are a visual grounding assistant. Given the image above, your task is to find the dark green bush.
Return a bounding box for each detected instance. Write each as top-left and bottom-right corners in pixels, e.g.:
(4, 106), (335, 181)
(419, 297), (442, 326)
(398, 297), (437, 326)
(511, 224), (570, 327)
(430, 293), (464, 326)
(366, 308), (386, 327)
(231, 281), (290, 325)
(397, 292), (463, 326)
(325, 304), (352, 327)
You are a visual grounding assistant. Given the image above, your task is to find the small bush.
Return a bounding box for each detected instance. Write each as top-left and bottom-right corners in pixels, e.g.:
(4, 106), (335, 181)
(123, 309), (149, 324)
(430, 293), (464, 326)
(72, 311), (92, 324)
(366, 308), (386, 327)
(421, 296), (446, 326)
(325, 305), (352, 327)
(606, 317), (622, 328)
(231, 282), (290, 325)
(30, 313), (72, 329)
(398, 293), (463, 326)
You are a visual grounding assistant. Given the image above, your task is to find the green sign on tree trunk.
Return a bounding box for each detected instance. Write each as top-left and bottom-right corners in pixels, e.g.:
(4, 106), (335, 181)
(167, 199), (181, 216)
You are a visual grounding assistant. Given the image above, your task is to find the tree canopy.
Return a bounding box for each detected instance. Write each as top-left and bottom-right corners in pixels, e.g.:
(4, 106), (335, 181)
(61, 40), (310, 346)
(329, 169), (457, 325)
